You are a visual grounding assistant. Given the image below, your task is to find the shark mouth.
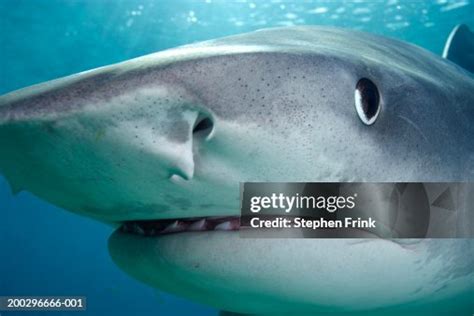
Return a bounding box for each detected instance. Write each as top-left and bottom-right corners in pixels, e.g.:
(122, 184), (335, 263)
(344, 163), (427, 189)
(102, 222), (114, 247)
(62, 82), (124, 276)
(121, 216), (240, 236)
(120, 217), (384, 239)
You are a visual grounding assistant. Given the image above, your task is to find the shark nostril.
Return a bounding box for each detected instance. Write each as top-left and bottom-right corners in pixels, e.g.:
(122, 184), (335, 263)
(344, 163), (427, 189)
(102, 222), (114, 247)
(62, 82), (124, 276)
(192, 114), (214, 139)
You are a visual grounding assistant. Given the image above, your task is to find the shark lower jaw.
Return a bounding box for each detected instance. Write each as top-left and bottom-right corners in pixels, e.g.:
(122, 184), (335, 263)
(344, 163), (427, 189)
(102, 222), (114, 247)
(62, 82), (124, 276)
(120, 216), (241, 236)
(108, 231), (461, 314)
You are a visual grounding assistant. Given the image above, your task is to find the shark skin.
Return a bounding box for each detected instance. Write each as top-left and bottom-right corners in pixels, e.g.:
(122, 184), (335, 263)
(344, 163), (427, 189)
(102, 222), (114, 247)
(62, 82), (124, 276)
(0, 26), (474, 315)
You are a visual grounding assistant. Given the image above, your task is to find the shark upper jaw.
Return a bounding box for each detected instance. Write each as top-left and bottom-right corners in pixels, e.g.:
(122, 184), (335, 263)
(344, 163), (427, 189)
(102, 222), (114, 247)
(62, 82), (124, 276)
(121, 216), (240, 236)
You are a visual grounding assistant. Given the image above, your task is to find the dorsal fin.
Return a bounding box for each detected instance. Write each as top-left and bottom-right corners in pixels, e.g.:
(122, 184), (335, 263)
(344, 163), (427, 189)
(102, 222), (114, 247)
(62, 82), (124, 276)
(442, 24), (474, 73)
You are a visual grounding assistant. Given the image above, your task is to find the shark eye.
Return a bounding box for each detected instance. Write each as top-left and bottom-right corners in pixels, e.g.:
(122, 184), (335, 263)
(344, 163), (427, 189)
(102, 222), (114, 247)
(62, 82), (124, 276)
(355, 78), (381, 125)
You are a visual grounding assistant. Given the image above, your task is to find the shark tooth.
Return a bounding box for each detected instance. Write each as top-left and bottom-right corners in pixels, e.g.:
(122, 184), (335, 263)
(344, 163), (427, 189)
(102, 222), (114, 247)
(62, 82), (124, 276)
(161, 220), (187, 234)
(188, 219), (208, 231)
(214, 221), (237, 231)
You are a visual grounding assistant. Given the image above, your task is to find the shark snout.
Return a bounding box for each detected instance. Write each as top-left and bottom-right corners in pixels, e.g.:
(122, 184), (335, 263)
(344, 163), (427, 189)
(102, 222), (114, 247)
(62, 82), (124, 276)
(0, 74), (222, 221)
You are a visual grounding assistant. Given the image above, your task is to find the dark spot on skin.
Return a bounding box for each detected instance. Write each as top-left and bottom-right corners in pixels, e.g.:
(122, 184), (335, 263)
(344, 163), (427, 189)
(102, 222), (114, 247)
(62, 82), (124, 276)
(166, 120), (190, 143)
(164, 108), (191, 143)
(41, 122), (57, 134)
(199, 204), (215, 208)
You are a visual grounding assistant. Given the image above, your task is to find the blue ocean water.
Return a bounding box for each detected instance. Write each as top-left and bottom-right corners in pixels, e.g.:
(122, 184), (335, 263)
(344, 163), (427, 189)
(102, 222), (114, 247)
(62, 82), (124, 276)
(0, 1), (473, 315)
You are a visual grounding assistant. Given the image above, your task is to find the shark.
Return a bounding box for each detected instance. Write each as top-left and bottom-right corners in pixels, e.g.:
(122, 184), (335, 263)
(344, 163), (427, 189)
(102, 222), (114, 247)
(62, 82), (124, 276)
(0, 25), (473, 315)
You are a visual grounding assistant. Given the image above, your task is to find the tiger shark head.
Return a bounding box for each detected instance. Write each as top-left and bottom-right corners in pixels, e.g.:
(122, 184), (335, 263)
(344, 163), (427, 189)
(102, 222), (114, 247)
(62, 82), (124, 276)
(0, 26), (473, 314)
